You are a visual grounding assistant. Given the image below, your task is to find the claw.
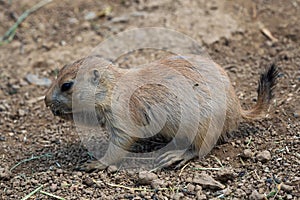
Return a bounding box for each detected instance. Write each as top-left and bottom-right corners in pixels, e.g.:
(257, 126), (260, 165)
(76, 160), (108, 172)
(154, 149), (197, 170)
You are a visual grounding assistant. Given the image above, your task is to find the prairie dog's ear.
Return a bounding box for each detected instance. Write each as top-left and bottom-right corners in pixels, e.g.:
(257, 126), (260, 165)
(90, 69), (100, 85)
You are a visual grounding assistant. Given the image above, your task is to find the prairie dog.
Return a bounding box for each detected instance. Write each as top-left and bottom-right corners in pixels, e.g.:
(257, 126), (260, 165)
(45, 54), (278, 171)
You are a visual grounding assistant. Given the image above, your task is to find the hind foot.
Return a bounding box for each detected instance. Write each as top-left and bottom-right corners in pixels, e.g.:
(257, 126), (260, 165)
(154, 149), (197, 170)
(76, 160), (108, 172)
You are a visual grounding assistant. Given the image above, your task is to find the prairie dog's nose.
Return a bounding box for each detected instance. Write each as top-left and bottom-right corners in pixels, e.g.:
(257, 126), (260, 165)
(44, 93), (51, 107)
(44, 88), (55, 107)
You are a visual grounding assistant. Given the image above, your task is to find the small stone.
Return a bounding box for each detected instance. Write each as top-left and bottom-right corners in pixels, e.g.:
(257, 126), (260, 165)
(195, 185), (202, 191)
(74, 171), (82, 177)
(107, 165), (118, 174)
(138, 171), (158, 185)
(84, 11), (97, 20)
(68, 17), (79, 24)
(111, 16), (129, 23)
(50, 184), (57, 192)
(18, 109), (26, 116)
(151, 179), (164, 189)
(249, 190), (265, 200)
(196, 191), (206, 200)
(186, 183), (195, 192)
(0, 136), (6, 141)
(256, 150), (271, 162)
(192, 172), (225, 190)
(8, 132), (14, 137)
(83, 189), (93, 195)
(56, 168), (63, 174)
(0, 167), (11, 180)
(286, 194), (293, 199)
(60, 40), (66, 46)
(242, 149), (253, 159)
(281, 183), (293, 192)
(81, 21), (91, 29)
(236, 188), (246, 197)
(172, 192), (184, 200)
(83, 177), (94, 187)
(215, 168), (236, 182)
(76, 36), (83, 42)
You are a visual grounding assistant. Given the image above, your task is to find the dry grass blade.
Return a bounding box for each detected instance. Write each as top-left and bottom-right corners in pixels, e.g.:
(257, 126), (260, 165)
(193, 167), (222, 171)
(40, 190), (65, 200)
(10, 153), (52, 172)
(0, 0), (53, 45)
(21, 185), (43, 200)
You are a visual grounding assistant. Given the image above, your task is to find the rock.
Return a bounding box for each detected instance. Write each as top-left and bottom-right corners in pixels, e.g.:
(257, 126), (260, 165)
(249, 190), (265, 200)
(215, 168), (236, 182)
(18, 109), (26, 116)
(138, 171), (158, 185)
(107, 165), (118, 174)
(286, 194), (293, 199)
(151, 179), (164, 189)
(68, 17), (79, 24)
(195, 185), (202, 191)
(25, 74), (52, 87)
(84, 11), (97, 20)
(56, 168), (63, 174)
(83, 177), (94, 187)
(256, 150), (271, 162)
(0, 136), (5, 141)
(111, 16), (129, 23)
(50, 184), (57, 192)
(196, 191), (206, 200)
(192, 172), (225, 190)
(0, 167), (11, 180)
(242, 149), (253, 159)
(281, 183), (293, 192)
(186, 183), (195, 192)
(172, 192), (184, 200)
(236, 188), (246, 197)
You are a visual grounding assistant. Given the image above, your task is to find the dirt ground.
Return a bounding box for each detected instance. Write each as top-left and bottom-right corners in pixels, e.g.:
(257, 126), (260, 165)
(0, 0), (299, 199)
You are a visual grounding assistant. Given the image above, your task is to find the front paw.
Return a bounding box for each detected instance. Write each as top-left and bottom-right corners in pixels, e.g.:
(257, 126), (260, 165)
(76, 160), (108, 172)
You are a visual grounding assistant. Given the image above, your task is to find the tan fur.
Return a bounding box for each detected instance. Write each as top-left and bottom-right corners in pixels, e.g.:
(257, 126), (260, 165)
(45, 55), (276, 171)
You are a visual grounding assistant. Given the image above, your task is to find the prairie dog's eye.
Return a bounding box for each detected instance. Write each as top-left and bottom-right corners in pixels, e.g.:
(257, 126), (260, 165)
(61, 82), (73, 92)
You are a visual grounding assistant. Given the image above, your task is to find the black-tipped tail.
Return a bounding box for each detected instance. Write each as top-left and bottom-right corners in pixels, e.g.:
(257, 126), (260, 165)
(242, 64), (279, 119)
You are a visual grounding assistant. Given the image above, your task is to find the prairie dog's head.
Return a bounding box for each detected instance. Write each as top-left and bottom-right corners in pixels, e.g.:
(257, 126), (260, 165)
(45, 56), (113, 121)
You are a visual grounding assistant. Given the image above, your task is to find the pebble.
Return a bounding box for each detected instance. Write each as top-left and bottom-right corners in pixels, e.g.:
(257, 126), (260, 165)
(0, 167), (11, 180)
(0, 136), (6, 141)
(196, 191), (207, 200)
(83, 177), (94, 187)
(172, 192), (184, 200)
(151, 179), (164, 189)
(281, 183), (293, 192)
(186, 183), (195, 192)
(242, 149), (253, 159)
(195, 185), (202, 191)
(138, 171), (158, 185)
(18, 109), (26, 116)
(286, 194), (293, 199)
(25, 74), (52, 87)
(111, 16), (129, 23)
(256, 150), (271, 162)
(215, 167), (236, 182)
(50, 183), (57, 192)
(249, 190), (265, 200)
(56, 168), (63, 174)
(192, 172), (225, 189)
(84, 11), (97, 20)
(68, 17), (79, 24)
(107, 165), (118, 174)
